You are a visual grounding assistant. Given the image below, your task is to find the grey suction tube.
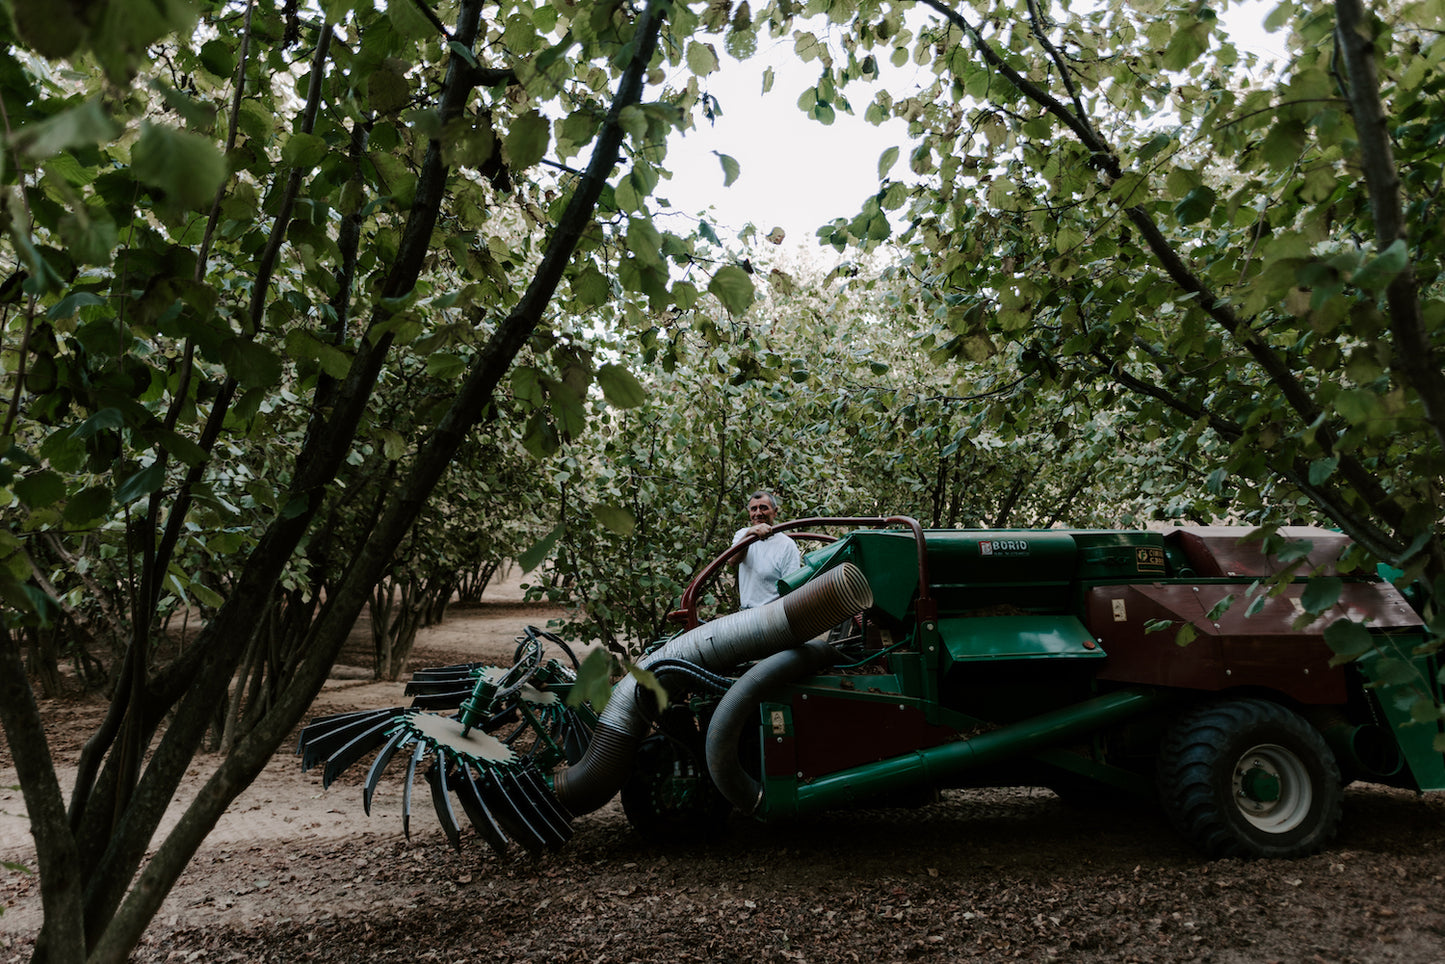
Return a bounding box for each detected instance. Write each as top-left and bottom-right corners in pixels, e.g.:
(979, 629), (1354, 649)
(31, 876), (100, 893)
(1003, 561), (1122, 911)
(553, 562), (872, 815)
(704, 638), (843, 815)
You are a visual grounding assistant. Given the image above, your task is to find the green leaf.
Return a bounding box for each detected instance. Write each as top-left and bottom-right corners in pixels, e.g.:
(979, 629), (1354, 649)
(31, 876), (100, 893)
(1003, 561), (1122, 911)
(597, 363), (645, 408)
(377, 428), (406, 460)
(714, 151), (740, 187)
(367, 61), (411, 114)
(1136, 131), (1171, 161)
(708, 265), (755, 315)
(1261, 120), (1306, 168)
(1162, 21), (1209, 70)
(1173, 185), (1216, 226)
(1353, 239), (1409, 291)
(14, 470), (64, 508)
(9, 0), (85, 58)
(511, 366), (544, 407)
(63, 485), (112, 524)
(672, 281), (699, 311)
(199, 39), (235, 78)
(1308, 457), (1338, 485)
(221, 339), (282, 389)
(91, 0), (199, 83)
(189, 582), (225, 608)
(1409, 697), (1442, 725)
(572, 265), (610, 309)
(1369, 656), (1419, 687)
(625, 218), (662, 265)
(618, 104), (648, 139)
(504, 111), (550, 171)
(1334, 388), (1378, 425)
(425, 353), (467, 379)
(74, 408), (126, 440)
(1324, 618), (1373, 663)
(1174, 623), (1198, 648)
(518, 522), (563, 572)
(1205, 593), (1235, 621)
(566, 647), (616, 711)
(878, 145), (900, 179)
(594, 503), (636, 537)
(283, 330), (351, 379)
(1300, 577), (1342, 614)
(131, 122), (226, 209)
(625, 660), (668, 711)
(280, 132), (328, 171)
(388, 0), (435, 40)
(115, 462), (165, 504)
(614, 173), (642, 213)
(13, 99), (120, 158)
(448, 41), (479, 69)
(148, 427), (208, 467)
(686, 41), (718, 76)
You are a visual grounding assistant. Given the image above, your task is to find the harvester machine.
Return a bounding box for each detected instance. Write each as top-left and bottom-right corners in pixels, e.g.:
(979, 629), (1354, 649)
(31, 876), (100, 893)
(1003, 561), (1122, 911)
(299, 518), (1444, 859)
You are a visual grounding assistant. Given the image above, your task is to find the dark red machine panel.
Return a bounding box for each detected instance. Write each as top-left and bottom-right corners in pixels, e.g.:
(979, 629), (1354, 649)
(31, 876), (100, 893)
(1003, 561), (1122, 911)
(1165, 526), (1351, 578)
(1087, 579), (1420, 704)
(777, 693), (959, 780)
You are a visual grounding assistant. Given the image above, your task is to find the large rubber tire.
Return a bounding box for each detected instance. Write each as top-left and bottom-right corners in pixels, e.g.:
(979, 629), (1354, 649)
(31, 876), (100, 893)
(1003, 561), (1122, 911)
(621, 734), (732, 844)
(1157, 699), (1342, 859)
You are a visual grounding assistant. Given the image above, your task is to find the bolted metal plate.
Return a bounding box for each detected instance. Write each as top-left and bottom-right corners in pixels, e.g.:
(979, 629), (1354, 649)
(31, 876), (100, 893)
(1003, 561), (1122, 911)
(406, 712), (517, 765)
(518, 683), (560, 706)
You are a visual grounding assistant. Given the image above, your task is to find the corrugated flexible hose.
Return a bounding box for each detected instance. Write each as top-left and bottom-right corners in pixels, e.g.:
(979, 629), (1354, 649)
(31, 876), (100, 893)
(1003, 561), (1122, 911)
(704, 637), (844, 815)
(553, 562), (872, 815)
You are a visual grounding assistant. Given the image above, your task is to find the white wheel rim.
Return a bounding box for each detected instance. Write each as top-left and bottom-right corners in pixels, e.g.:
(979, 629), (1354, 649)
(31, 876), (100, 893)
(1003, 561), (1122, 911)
(1231, 742), (1312, 834)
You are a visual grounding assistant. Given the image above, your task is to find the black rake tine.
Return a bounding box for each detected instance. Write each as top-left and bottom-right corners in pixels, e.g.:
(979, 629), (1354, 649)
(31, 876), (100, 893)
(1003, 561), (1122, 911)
(363, 729), (410, 815)
(476, 767), (549, 853)
(501, 766), (571, 847)
(485, 705), (522, 729)
(498, 714), (530, 745)
(298, 707), (387, 743)
(407, 688), (475, 710)
(297, 708), (386, 763)
(402, 739), (427, 839)
(407, 661), (485, 681)
(562, 712), (591, 764)
(405, 674), (477, 695)
(426, 763), (463, 851)
(299, 709), (400, 771)
(455, 763), (512, 856)
(301, 706), (396, 737)
(322, 714), (404, 789)
(514, 765), (574, 840)
(404, 665), (489, 694)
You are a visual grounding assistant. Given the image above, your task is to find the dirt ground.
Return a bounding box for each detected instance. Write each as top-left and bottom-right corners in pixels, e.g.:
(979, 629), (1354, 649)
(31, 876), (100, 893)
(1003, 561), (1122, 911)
(4, 573), (1445, 964)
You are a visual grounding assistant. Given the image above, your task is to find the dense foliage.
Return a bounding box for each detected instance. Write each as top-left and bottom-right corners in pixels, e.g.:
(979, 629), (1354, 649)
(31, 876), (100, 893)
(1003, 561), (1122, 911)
(534, 246), (1184, 649)
(0, 0), (725, 960)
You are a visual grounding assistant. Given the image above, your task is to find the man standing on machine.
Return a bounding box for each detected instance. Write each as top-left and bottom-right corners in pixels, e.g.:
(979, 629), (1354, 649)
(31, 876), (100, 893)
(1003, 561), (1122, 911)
(730, 490), (802, 609)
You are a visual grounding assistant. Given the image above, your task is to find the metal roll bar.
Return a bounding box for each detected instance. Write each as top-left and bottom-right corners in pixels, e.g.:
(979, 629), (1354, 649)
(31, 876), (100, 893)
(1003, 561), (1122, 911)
(667, 516), (930, 630)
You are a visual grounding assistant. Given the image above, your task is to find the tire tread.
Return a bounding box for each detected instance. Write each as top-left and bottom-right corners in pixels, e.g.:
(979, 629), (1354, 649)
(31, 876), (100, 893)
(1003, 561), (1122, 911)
(1156, 699), (1342, 859)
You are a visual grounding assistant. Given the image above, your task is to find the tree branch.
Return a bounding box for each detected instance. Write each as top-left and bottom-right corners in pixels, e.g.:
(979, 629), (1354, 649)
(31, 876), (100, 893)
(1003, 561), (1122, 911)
(920, 0), (1421, 561)
(88, 2), (668, 958)
(1334, 0), (1445, 457)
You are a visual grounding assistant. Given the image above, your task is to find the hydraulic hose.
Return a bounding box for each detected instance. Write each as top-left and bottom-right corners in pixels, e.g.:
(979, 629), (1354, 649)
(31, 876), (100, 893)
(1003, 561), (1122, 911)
(553, 562), (872, 815)
(704, 638), (843, 815)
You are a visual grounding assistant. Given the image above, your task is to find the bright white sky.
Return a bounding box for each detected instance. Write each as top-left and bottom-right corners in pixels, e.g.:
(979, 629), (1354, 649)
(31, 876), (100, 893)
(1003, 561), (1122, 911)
(656, 2), (1287, 253)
